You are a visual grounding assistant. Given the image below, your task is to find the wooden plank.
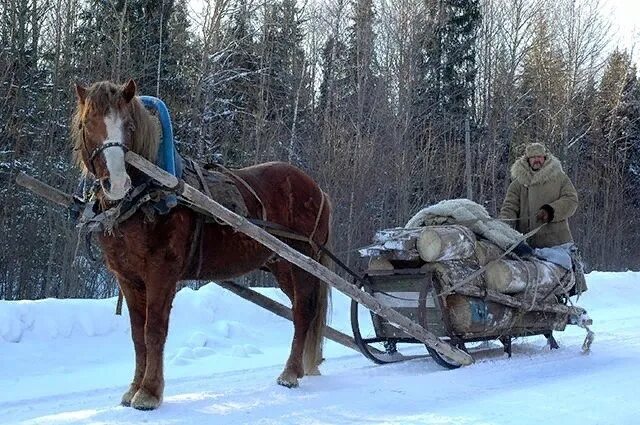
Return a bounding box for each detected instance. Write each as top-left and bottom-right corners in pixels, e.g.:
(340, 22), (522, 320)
(125, 151), (473, 366)
(360, 247), (421, 261)
(372, 227), (423, 245)
(375, 309), (447, 339)
(16, 172), (74, 207)
(216, 280), (385, 355)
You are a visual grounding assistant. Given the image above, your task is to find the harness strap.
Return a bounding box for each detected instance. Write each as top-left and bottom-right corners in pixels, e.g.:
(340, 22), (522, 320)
(218, 165), (267, 221)
(89, 141), (128, 164)
(248, 218), (310, 243)
(184, 215), (204, 278)
(82, 123), (128, 176)
(193, 160), (212, 198)
(185, 160), (211, 278)
(308, 190), (326, 249)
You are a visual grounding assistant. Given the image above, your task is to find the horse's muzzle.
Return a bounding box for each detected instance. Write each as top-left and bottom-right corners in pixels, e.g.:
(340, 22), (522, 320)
(101, 175), (132, 200)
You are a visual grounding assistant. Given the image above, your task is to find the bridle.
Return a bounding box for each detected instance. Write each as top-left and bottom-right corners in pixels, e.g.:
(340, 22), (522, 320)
(81, 125), (129, 176)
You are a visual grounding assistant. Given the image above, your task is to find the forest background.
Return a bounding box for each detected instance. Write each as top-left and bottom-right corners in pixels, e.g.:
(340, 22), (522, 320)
(1, 0), (639, 299)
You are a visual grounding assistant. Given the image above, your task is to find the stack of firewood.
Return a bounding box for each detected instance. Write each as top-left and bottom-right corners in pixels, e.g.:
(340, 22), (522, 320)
(359, 225), (575, 297)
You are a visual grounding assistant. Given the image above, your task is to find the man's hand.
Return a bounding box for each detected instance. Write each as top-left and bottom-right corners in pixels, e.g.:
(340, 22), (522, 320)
(536, 205), (554, 223)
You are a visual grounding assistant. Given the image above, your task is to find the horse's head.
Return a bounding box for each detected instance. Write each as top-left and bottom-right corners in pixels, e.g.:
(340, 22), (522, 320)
(73, 80), (137, 201)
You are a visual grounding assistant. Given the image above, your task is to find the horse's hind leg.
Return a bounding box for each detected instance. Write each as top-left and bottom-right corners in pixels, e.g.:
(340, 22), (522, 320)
(117, 278), (147, 407)
(269, 259), (327, 388)
(130, 275), (178, 410)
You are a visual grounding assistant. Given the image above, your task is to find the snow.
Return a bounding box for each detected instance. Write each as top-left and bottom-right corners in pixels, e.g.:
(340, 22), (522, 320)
(0, 272), (639, 424)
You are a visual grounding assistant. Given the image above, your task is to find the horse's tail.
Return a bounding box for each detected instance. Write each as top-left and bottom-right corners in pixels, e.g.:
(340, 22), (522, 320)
(303, 191), (333, 375)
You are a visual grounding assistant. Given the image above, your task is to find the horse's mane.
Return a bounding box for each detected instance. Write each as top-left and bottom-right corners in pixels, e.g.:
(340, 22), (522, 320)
(129, 97), (160, 165)
(72, 81), (160, 174)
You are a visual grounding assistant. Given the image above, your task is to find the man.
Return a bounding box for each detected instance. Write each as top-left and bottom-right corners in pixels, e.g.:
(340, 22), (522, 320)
(500, 143), (578, 248)
(500, 143), (586, 296)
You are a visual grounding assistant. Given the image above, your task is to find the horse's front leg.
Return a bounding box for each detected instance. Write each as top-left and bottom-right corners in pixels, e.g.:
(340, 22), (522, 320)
(130, 273), (178, 410)
(117, 278), (147, 407)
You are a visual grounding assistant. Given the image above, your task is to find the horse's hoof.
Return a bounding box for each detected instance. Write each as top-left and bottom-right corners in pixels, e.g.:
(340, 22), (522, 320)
(277, 372), (299, 388)
(305, 366), (321, 376)
(120, 384), (139, 407)
(131, 388), (162, 410)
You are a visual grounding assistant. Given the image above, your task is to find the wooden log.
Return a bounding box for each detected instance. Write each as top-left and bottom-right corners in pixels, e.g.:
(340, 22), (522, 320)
(359, 227), (422, 260)
(362, 225), (476, 263)
(446, 294), (516, 334)
(215, 281), (383, 355)
(485, 259), (574, 295)
(428, 260), (485, 292)
(451, 284), (585, 317)
(419, 263), (584, 316)
(475, 240), (503, 266)
(447, 293), (568, 337)
(16, 172), (73, 207)
(125, 151), (473, 366)
(417, 225), (476, 262)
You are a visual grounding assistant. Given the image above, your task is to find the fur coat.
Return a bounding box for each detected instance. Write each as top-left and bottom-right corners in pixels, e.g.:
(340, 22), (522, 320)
(499, 154), (578, 248)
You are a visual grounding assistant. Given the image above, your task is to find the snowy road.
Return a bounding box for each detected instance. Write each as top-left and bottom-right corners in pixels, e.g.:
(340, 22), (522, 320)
(1, 272), (639, 424)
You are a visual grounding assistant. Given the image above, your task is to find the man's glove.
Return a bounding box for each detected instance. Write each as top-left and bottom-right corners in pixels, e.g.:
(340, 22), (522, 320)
(536, 205), (554, 223)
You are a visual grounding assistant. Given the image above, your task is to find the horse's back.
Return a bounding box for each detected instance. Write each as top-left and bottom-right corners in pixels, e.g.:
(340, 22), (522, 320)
(233, 161), (329, 240)
(235, 161), (322, 201)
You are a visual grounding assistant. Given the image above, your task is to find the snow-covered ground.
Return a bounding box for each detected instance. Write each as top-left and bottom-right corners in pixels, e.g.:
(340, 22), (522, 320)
(1, 271), (638, 424)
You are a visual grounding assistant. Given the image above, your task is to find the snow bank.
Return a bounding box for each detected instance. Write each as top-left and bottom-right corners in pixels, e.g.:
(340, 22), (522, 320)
(0, 284), (294, 344)
(0, 298), (127, 343)
(2, 271), (637, 345)
(578, 271), (640, 311)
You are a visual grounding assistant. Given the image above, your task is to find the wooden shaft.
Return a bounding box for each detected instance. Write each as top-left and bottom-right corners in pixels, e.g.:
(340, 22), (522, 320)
(125, 151), (473, 365)
(216, 281), (384, 355)
(15, 172), (74, 207)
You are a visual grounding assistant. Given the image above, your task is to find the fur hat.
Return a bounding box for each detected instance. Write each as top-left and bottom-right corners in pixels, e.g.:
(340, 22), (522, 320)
(525, 143), (547, 158)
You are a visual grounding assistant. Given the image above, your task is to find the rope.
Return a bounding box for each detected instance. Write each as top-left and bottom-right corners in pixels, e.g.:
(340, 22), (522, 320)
(437, 223), (547, 297)
(560, 285), (595, 353)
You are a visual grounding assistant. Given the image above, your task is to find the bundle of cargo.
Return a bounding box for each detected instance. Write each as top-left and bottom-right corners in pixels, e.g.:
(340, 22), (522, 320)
(353, 199), (592, 367)
(360, 224), (476, 263)
(359, 199), (577, 299)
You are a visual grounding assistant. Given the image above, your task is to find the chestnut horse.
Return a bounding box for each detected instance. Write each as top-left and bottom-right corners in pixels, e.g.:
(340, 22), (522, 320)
(72, 80), (332, 410)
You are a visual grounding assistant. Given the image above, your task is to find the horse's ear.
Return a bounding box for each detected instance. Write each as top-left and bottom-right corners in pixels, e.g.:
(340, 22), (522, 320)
(122, 79), (136, 103)
(75, 83), (87, 105)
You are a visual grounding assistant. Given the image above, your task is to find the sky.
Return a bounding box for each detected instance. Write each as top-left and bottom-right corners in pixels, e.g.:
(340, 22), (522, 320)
(187, 0), (640, 65)
(602, 0), (640, 60)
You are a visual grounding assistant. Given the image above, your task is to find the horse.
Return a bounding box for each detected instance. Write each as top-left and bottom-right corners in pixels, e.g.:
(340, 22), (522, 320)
(72, 79), (332, 410)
